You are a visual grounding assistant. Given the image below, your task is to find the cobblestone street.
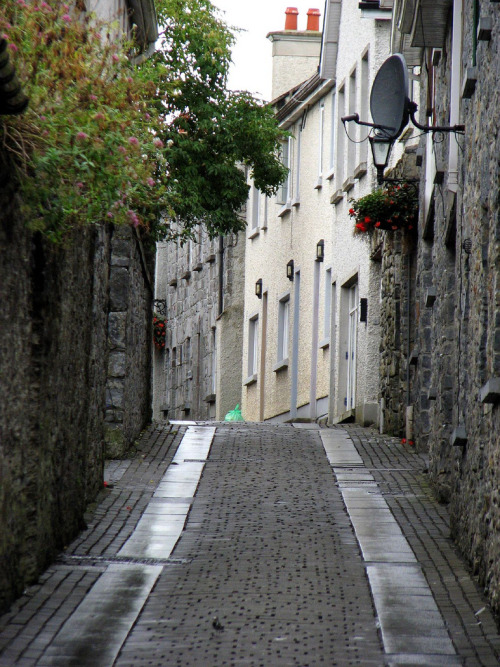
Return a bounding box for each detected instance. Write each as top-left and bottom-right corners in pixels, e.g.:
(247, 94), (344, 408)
(1, 422), (499, 666)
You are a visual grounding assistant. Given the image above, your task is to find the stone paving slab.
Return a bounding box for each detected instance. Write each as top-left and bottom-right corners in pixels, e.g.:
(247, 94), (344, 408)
(0, 422), (499, 666)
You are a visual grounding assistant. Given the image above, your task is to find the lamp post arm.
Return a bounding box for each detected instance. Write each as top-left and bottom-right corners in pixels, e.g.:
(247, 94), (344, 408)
(341, 113), (396, 133)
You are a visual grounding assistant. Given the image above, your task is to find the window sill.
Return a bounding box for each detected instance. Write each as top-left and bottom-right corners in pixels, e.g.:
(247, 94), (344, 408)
(330, 189), (344, 205)
(273, 358), (289, 373)
(342, 177), (355, 193)
(354, 162), (367, 180)
(278, 202), (292, 218)
(248, 228), (260, 240)
(325, 167), (335, 181)
(291, 197), (301, 208)
(204, 393), (216, 403)
(319, 338), (330, 350)
(244, 374), (257, 387)
(314, 177), (323, 190)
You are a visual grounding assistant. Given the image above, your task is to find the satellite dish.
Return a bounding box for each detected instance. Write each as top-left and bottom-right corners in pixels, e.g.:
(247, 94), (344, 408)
(370, 53), (410, 140)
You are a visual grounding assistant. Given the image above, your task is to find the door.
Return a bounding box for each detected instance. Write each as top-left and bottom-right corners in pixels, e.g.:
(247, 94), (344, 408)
(346, 283), (358, 411)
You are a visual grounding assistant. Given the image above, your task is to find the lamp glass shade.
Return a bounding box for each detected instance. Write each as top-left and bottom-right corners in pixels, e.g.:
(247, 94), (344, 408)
(316, 240), (324, 261)
(370, 137), (393, 169)
(286, 260), (294, 281)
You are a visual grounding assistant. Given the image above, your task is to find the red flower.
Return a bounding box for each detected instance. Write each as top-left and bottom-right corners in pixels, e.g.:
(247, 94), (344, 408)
(375, 222), (381, 228)
(364, 216), (371, 223)
(349, 208), (355, 215)
(391, 225), (398, 230)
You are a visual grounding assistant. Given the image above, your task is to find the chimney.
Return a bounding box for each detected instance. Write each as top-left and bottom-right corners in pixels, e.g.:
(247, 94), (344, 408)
(284, 7), (299, 30)
(307, 8), (321, 31)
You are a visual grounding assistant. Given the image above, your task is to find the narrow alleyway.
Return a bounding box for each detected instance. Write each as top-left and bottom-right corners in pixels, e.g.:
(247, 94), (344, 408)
(1, 423), (499, 666)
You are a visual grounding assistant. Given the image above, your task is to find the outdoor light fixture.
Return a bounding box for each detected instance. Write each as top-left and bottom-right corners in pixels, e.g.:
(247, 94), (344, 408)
(153, 299), (167, 316)
(286, 260), (294, 281)
(316, 239), (325, 262)
(255, 278), (263, 299)
(369, 136), (393, 185)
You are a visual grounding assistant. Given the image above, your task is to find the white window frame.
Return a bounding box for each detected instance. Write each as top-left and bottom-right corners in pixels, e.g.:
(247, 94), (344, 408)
(315, 101), (325, 189)
(278, 138), (291, 206)
(327, 90), (336, 178)
(246, 315), (259, 382)
(276, 294), (290, 369)
(321, 268), (332, 346)
(251, 184), (260, 231)
(292, 121), (302, 206)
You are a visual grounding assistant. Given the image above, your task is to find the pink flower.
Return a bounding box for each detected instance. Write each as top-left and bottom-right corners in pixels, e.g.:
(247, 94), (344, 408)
(117, 146), (126, 154)
(106, 211), (113, 219)
(127, 210), (140, 227)
(42, 130), (49, 137)
(62, 14), (71, 23)
(112, 54), (120, 63)
(128, 136), (139, 146)
(76, 131), (89, 140)
(94, 112), (105, 120)
(2, 34), (9, 41)
(63, 4), (70, 10)
(146, 177), (155, 187)
(40, 115), (46, 121)
(153, 138), (164, 149)
(90, 94), (98, 102)
(8, 43), (18, 52)
(127, 77), (133, 84)
(76, 182), (84, 188)
(145, 113), (151, 120)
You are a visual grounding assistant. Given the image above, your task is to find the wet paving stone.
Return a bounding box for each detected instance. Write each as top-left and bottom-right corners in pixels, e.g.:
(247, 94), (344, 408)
(0, 422), (499, 666)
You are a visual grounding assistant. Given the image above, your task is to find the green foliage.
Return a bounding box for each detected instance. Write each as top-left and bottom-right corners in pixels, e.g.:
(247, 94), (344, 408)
(348, 182), (418, 233)
(0, 0), (288, 243)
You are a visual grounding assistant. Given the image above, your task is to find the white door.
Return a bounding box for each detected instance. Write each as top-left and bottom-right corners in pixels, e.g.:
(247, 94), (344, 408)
(346, 284), (358, 411)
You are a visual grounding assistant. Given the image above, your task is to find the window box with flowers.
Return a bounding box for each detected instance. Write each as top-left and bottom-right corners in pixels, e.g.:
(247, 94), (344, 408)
(153, 314), (166, 350)
(348, 182), (418, 233)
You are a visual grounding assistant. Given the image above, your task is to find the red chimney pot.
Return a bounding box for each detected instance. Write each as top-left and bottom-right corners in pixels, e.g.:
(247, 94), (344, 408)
(307, 8), (321, 31)
(285, 7), (299, 31)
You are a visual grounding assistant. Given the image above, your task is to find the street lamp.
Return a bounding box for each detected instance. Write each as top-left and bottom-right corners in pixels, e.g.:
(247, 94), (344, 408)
(369, 135), (394, 185)
(255, 278), (263, 299)
(286, 260), (294, 281)
(316, 239), (324, 262)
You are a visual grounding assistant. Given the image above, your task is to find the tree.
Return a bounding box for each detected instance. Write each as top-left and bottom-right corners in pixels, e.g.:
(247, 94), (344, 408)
(0, 0), (287, 243)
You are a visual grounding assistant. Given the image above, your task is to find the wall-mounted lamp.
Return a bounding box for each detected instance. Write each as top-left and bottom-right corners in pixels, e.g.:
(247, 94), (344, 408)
(286, 260), (294, 281)
(153, 299), (167, 316)
(369, 136), (393, 185)
(316, 239), (325, 262)
(255, 278), (263, 299)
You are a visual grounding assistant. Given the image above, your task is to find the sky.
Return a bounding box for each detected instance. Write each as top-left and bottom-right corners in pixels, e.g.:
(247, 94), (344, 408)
(210, 1), (325, 101)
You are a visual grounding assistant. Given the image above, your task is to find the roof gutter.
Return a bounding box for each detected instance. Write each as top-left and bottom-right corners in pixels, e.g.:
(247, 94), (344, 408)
(277, 76), (335, 129)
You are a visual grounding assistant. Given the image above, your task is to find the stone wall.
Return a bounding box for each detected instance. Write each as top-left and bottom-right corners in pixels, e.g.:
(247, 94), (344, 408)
(0, 169), (153, 613)
(410, 3), (500, 615)
(153, 228), (244, 422)
(105, 227), (153, 456)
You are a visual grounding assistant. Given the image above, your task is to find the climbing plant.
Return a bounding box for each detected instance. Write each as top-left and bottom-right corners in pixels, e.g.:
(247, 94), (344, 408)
(0, 0), (288, 243)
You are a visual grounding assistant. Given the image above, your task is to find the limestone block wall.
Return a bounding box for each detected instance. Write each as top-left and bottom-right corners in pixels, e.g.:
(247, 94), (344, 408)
(409, 2), (500, 616)
(104, 227), (153, 456)
(0, 177), (111, 613)
(153, 229), (244, 422)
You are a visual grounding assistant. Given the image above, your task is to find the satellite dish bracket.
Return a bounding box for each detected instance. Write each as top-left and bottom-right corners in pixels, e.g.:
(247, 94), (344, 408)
(408, 102), (465, 134)
(341, 113), (395, 134)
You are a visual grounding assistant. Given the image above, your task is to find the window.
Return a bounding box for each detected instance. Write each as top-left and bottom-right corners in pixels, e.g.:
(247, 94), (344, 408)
(336, 86), (345, 188)
(248, 316), (259, 378)
(360, 53), (369, 165)
(278, 138), (291, 205)
(251, 184), (260, 230)
(328, 90), (336, 175)
(348, 69), (357, 177)
(324, 269), (332, 340)
(277, 296), (290, 363)
(211, 329), (217, 394)
(314, 101), (325, 189)
(292, 121), (302, 205)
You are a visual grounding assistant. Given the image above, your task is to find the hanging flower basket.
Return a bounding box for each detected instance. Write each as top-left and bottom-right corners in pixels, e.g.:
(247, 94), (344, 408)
(348, 182), (418, 233)
(153, 313), (166, 350)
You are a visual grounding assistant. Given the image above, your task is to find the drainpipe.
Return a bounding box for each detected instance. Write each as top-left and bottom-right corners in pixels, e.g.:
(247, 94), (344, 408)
(218, 236), (224, 317)
(447, 0), (463, 193)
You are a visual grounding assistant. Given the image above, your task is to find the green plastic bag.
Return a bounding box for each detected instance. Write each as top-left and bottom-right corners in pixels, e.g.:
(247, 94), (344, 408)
(224, 404), (244, 422)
